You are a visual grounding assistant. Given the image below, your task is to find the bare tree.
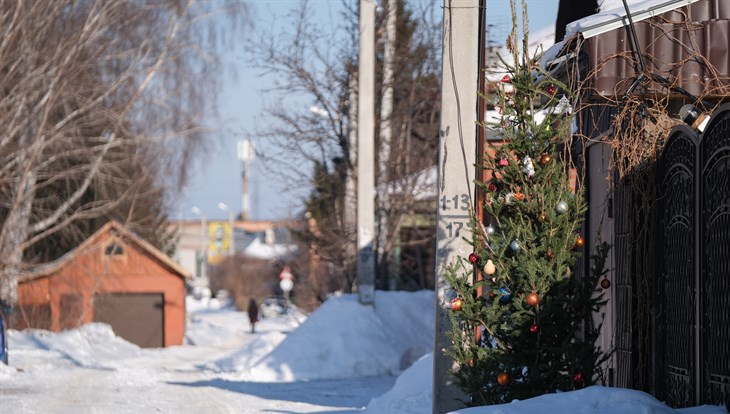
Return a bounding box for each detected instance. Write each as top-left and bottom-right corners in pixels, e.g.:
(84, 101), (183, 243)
(246, 0), (441, 296)
(0, 0), (247, 306)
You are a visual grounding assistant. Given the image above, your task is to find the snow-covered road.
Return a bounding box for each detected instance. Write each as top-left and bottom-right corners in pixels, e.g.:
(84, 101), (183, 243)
(3, 363), (394, 413)
(0, 300), (398, 413)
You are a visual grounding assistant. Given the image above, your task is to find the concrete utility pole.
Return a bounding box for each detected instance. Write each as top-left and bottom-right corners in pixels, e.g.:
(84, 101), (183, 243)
(378, 0), (397, 290)
(432, 0), (480, 412)
(357, 0), (376, 305)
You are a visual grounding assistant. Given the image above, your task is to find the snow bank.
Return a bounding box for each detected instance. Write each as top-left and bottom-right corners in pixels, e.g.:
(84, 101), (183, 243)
(209, 331), (286, 372)
(185, 308), (249, 346)
(242, 290), (434, 381)
(366, 353), (433, 414)
(363, 354), (726, 414)
(447, 386), (728, 414)
(9, 323), (141, 370)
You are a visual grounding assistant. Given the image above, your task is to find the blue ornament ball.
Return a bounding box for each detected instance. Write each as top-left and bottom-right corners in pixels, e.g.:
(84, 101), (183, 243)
(498, 287), (512, 303)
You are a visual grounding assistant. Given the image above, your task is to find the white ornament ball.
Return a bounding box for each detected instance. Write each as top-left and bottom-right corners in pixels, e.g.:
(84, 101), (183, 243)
(484, 259), (496, 275)
(505, 192), (515, 205)
(486, 225), (496, 235)
(522, 155), (535, 177)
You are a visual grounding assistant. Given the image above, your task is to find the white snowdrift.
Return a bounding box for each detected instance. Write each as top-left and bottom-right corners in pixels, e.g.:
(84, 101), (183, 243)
(9, 323), (141, 371)
(450, 386), (728, 414)
(209, 331), (286, 373)
(366, 356), (728, 414)
(241, 290), (434, 382)
(366, 352), (433, 414)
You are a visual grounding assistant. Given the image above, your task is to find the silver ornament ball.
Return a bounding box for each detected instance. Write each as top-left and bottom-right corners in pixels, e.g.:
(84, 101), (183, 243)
(509, 240), (521, 252)
(556, 201), (569, 213)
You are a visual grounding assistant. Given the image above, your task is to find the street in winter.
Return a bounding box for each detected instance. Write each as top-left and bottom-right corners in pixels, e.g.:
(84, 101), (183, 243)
(0, 293), (428, 413)
(1, 292), (727, 413)
(1, 0), (730, 413)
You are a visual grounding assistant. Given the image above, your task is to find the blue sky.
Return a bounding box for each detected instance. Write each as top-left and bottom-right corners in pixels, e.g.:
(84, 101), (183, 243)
(177, 0), (560, 222)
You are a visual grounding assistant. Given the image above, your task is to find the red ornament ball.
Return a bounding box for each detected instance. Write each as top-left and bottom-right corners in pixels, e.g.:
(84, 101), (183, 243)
(526, 292), (540, 307)
(468, 253), (479, 264)
(497, 372), (510, 386)
(529, 324), (540, 334)
(450, 297), (463, 312)
(600, 278), (611, 289)
(487, 182), (498, 192)
(572, 371), (585, 385)
(547, 85), (558, 95)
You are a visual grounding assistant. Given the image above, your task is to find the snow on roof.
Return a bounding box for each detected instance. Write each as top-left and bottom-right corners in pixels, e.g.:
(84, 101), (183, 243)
(241, 237), (297, 260)
(566, 0), (702, 39)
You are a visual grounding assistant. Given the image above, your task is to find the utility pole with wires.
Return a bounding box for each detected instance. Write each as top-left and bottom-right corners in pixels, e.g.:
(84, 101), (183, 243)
(432, 0), (481, 412)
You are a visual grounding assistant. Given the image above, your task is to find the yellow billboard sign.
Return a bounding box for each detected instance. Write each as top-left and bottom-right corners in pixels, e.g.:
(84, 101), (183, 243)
(208, 222), (231, 264)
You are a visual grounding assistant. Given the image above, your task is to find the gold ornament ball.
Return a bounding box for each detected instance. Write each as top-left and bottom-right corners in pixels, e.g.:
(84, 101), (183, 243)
(573, 236), (585, 250)
(600, 278), (611, 289)
(526, 292), (540, 307)
(537, 212), (548, 222)
(539, 153), (552, 165)
(497, 372), (510, 386)
(450, 297), (463, 311)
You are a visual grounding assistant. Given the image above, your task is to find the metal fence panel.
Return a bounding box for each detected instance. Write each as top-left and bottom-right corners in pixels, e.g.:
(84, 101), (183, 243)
(614, 176), (635, 389)
(699, 104), (730, 408)
(656, 125), (698, 407)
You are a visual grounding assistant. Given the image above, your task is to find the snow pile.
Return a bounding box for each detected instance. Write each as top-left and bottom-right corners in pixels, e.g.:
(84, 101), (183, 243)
(366, 353), (433, 414)
(450, 386), (728, 414)
(185, 306), (250, 346)
(209, 331), (286, 372)
(366, 358), (728, 414)
(235, 290), (434, 381)
(365, 355), (727, 414)
(10, 323), (141, 370)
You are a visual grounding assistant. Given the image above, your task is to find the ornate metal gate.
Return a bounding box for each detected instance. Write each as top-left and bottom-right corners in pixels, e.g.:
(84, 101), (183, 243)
(614, 175), (635, 389)
(655, 104), (730, 408)
(698, 106), (730, 408)
(656, 124), (698, 407)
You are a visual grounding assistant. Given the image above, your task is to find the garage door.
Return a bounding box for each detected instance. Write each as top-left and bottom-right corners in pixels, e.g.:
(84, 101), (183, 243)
(93, 292), (164, 348)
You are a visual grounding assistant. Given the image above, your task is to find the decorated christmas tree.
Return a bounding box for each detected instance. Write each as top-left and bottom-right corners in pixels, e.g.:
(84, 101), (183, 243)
(444, 0), (610, 406)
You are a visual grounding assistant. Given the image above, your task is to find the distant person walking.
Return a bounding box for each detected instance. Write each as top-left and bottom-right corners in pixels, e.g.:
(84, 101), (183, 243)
(247, 298), (259, 333)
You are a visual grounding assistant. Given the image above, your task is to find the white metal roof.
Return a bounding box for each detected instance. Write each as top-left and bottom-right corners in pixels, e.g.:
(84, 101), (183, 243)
(566, 0), (702, 39)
